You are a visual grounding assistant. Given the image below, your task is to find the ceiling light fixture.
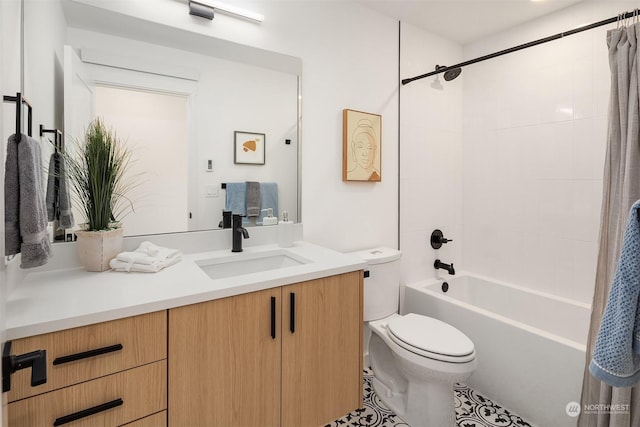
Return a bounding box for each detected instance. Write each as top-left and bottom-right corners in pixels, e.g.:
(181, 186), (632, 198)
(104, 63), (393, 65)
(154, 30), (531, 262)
(188, 0), (264, 23)
(189, 1), (214, 20)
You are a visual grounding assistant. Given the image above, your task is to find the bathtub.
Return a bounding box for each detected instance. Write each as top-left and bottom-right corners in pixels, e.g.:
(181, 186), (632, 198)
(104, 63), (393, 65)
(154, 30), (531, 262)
(402, 274), (591, 427)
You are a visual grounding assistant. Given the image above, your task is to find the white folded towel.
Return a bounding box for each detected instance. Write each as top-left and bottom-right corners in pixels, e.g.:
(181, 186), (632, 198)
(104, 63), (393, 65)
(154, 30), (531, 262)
(110, 241), (181, 273)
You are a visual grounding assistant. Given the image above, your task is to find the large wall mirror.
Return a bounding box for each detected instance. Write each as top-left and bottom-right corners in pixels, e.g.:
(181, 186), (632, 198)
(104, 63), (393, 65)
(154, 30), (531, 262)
(23, 0), (301, 239)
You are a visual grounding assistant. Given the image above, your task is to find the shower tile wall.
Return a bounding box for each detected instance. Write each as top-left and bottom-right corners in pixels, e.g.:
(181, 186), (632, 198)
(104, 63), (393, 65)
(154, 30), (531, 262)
(461, 1), (640, 304)
(399, 23), (464, 287)
(401, 1), (639, 304)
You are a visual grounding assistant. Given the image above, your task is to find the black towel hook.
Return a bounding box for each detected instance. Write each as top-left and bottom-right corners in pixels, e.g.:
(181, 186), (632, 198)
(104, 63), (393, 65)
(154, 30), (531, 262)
(39, 125), (63, 152)
(3, 92), (33, 138)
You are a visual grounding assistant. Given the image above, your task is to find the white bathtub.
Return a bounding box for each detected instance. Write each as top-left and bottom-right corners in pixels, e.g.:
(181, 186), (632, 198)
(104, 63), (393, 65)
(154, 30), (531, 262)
(402, 274), (591, 427)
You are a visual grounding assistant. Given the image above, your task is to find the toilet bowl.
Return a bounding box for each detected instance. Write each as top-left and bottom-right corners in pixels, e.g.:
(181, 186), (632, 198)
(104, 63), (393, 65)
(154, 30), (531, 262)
(350, 247), (477, 427)
(368, 313), (477, 427)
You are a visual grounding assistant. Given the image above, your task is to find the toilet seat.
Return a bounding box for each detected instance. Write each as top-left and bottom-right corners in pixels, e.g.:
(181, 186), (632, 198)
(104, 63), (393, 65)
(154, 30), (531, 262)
(387, 313), (475, 363)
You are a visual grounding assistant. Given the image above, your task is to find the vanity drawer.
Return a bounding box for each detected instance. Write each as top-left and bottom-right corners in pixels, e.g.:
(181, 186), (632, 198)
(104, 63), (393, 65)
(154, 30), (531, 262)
(122, 411), (166, 427)
(8, 360), (167, 427)
(8, 311), (167, 401)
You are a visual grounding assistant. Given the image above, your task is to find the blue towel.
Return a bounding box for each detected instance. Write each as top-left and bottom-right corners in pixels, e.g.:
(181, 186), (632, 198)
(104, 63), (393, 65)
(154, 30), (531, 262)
(258, 182), (278, 224)
(590, 200), (640, 387)
(225, 182), (246, 216)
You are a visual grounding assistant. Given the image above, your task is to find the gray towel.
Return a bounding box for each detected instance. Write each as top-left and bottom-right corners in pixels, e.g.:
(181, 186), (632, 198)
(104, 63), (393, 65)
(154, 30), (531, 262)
(46, 152), (58, 221)
(246, 181), (261, 217)
(5, 134), (52, 268)
(46, 152), (74, 229)
(57, 155), (75, 229)
(5, 134), (20, 255)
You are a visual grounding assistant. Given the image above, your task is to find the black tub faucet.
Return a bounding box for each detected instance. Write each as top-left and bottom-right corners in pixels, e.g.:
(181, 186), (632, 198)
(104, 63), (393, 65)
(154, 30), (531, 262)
(434, 259), (455, 275)
(232, 214), (250, 252)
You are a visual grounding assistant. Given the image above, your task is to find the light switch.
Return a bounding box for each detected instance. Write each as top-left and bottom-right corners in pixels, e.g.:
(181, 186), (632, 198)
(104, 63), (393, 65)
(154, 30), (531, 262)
(205, 185), (218, 198)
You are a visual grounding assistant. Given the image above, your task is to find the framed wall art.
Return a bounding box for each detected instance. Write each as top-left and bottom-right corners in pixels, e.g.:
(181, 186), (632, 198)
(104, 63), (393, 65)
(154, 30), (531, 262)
(234, 131), (265, 165)
(343, 109), (382, 182)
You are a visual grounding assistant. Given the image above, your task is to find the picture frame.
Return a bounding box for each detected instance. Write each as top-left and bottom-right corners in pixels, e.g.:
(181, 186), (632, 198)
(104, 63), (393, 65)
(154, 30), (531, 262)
(234, 131), (265, 165)
(343, 109), (382, 182)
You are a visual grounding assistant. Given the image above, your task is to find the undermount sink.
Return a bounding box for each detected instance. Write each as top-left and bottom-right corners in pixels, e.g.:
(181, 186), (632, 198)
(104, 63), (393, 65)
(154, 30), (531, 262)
(196, 249), (310, 280)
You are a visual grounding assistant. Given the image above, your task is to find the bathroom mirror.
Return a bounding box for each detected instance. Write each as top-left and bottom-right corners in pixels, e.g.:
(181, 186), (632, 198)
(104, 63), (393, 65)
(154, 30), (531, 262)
(23, 0), (301, 238)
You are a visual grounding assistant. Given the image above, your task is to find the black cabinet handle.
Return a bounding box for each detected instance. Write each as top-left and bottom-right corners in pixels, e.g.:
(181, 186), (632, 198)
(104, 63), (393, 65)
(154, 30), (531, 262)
(53, 398), (123, 426)
(270, 297), (276, 340)
(53, 344), (123, 366)
(2, 341), (47, 392)
(290, 292), (296, 334)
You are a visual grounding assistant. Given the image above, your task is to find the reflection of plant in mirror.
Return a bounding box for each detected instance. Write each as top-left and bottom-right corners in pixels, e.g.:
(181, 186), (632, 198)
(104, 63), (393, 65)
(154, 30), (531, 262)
(63, 117), (140, 231)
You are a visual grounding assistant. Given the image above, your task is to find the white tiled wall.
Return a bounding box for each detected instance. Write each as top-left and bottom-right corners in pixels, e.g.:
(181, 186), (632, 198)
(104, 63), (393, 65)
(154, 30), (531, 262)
(399, 23), (463, 285)
(401, 2), (638, 304)
(461, 1), (637, 304)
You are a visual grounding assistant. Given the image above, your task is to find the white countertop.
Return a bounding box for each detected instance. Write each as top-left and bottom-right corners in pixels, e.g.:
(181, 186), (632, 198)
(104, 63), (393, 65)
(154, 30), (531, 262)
(5, 241), (366, 340)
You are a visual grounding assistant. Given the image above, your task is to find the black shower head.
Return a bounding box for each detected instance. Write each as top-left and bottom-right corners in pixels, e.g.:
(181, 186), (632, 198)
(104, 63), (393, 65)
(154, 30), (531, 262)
(435, 65), (462, 81)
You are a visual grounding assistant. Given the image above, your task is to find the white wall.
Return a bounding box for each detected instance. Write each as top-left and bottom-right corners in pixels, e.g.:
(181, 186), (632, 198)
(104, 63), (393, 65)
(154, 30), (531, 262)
(399, 23), (463, 285)
(0, 0), (21, 423)
(23, 0), (66, 140)
(461, 1), (637, 304)
(246, 2), (400, 252)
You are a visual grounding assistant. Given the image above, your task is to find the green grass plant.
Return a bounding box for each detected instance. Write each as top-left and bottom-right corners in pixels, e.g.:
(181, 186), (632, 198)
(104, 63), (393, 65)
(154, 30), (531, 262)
(64, 117), (137, 231)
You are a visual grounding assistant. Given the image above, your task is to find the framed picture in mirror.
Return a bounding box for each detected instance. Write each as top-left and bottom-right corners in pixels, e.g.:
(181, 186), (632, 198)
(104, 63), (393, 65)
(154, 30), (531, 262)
(234, 131), (266, 165)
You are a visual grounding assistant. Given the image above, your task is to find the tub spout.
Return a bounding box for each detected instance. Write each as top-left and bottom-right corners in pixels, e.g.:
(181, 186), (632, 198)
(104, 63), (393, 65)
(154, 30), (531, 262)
(434, 259), (455, 275)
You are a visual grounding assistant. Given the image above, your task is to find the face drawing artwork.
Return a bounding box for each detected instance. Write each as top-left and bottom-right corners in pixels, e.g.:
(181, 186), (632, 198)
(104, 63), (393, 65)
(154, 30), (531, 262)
(349, 119), (381, 181)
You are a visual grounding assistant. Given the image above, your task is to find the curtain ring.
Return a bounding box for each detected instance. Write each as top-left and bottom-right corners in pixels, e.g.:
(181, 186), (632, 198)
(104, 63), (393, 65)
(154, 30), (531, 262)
(618, 13), (623, 29)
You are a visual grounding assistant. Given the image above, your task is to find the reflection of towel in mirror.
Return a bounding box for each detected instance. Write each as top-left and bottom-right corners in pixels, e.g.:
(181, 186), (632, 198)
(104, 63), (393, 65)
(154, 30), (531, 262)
(225, 182), (246, 216)
(246, 181), (261, 217)
(5, 134), (52, 268)
(45, 153), (58, 221)
(45, 152), (75, 229)
(258, 182), (278, 223)
(110, 241), (182, 273)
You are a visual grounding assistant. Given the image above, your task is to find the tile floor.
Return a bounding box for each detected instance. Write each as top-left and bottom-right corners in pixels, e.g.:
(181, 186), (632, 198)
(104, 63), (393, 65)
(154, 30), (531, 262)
(327, 369), (532, 427)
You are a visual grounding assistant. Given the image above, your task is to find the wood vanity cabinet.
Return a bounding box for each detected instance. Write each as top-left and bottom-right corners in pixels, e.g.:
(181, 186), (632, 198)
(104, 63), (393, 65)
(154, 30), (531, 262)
(7, 311), (167, 427)
(168, 270), (364, 427)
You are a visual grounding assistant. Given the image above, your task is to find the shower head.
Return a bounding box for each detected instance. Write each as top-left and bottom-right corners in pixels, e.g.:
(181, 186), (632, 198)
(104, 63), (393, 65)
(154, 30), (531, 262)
(435, 65), (462, 81)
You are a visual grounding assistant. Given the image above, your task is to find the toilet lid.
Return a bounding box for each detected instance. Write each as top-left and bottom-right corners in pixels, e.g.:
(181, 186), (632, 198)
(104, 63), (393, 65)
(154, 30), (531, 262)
(387, 313), (475, 360)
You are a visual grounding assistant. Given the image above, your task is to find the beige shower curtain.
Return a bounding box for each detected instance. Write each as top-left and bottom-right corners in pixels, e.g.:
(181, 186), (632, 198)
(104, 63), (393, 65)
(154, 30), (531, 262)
(579, 24), (640, 427)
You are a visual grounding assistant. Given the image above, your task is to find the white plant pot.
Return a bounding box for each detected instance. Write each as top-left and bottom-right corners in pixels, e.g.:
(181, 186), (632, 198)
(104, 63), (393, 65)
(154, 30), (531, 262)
(76, 228), (123, 272)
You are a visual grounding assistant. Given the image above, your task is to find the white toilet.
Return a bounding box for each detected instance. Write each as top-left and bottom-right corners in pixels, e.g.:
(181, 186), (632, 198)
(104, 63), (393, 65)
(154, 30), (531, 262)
(352, 247), (477, 427)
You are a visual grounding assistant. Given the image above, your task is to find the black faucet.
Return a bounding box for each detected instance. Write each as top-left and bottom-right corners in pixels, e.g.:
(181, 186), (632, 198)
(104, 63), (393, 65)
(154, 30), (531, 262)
(232, 214), (249, 252)
(434, 259), (455, 275)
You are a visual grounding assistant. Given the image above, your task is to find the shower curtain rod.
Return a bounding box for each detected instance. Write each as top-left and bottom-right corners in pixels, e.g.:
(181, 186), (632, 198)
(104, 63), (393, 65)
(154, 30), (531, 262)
(401, 9), (638, 86)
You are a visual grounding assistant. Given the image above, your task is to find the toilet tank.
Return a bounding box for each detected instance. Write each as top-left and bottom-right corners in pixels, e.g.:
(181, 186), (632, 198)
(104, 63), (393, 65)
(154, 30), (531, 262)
(349, 247), (401, 321)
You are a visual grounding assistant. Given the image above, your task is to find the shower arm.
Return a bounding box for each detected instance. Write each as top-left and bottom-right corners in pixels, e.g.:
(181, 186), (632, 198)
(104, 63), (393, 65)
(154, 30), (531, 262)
(401, 9), (639, 86)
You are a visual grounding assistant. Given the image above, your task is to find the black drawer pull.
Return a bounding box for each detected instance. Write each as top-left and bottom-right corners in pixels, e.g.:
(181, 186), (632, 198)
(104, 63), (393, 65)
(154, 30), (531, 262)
(270, 296), (277, 339)
(290, 292), (296, 334)
(53, 398), (123, 426)
(52, 344), (123, 366)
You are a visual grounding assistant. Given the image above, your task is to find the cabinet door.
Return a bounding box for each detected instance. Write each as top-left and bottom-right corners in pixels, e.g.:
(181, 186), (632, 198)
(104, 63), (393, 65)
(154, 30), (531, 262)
(169, 288), (281, 427)
(282, 271), (363, 427)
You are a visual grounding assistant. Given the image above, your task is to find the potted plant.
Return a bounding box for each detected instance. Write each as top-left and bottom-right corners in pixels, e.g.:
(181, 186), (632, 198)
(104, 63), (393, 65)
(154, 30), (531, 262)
(64, 117), (136, 271)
